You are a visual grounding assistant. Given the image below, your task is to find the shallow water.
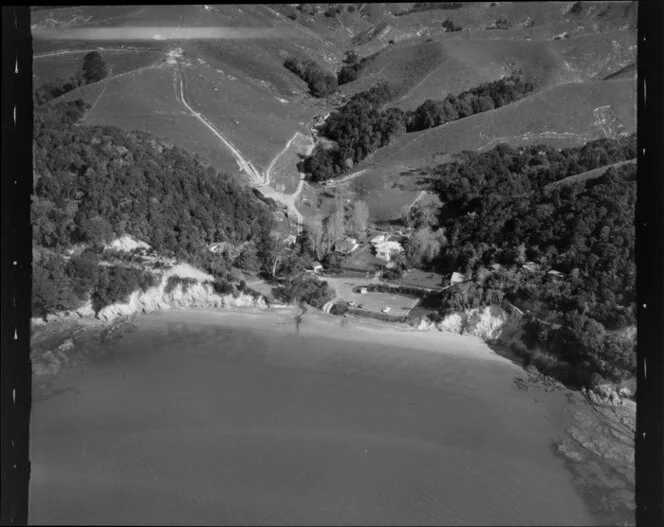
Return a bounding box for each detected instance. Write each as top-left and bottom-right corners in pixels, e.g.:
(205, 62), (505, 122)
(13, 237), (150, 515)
(30, 311), (598, 525)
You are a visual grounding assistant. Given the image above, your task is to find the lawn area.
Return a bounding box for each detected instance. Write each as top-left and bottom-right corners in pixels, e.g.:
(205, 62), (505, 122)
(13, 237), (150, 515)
(322, 276), (418, 316)
(395, 269), (448, 291)
(352, 291), (419, 315)
(181, 62), (311, 171)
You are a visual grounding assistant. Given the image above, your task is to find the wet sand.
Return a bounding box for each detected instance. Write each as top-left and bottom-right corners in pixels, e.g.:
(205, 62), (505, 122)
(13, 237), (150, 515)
(30, 308), (598, 525)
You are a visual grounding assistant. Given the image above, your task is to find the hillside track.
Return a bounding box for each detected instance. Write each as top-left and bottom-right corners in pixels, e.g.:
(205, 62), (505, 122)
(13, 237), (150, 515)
(260, 131), (316, 234)
(175, 62), (263, 185)
(34, 47), (147, 59)
(327, 168), (369, 188)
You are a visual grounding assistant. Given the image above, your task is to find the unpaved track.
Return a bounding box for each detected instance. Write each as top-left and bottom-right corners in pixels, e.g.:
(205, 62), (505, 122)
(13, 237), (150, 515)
(260, 132), (315, 234)
(176, 63), (262, 185)
(34, 47), (146, 59)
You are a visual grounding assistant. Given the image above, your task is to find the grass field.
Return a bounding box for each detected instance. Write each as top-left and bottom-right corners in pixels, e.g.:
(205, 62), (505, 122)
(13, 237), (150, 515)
(180, 60), (312, 172)
(323, 276), (418, 315)
(56, 64), (243, 181)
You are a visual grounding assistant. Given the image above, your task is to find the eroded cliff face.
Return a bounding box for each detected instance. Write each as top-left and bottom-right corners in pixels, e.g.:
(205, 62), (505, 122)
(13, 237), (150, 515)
(96, 281), (266, 322)
(427, 305), (524, 346)
(32, 263), (267, 326)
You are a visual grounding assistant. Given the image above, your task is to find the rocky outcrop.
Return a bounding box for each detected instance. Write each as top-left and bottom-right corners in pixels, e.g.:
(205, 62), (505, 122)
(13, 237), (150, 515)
(582, 384), (633, 406)
(434, 305), (523, 345)
(95, 273), (266, 322)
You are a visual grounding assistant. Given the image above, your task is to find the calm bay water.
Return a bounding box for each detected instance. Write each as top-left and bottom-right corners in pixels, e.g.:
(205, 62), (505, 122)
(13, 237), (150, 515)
(29, 311), (597, 525)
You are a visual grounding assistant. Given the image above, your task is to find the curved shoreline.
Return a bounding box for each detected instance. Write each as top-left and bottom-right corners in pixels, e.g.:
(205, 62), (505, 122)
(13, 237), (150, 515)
(30, 302), (635, 525)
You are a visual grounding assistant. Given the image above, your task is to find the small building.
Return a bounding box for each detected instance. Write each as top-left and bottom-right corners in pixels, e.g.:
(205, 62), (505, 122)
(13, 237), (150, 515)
(547, 269), (565, 278)
(450, 272), (467, 285)
(311, 262), (323, 274)
(360, 287), (368, 295)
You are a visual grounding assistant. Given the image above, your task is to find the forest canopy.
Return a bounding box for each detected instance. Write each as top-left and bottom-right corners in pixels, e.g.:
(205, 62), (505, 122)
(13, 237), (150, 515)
(32, 100), (276, 316)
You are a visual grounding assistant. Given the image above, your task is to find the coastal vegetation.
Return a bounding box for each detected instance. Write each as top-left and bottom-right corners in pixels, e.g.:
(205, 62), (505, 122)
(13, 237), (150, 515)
(420, 137), (637, 387)
(32, 100), (277, 317)
(272, 274), (335, 309)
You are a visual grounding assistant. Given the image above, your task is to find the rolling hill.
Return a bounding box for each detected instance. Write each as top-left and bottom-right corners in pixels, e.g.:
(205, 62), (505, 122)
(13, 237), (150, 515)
(349, 76), (636, 188)
(32, 2), (637, 226)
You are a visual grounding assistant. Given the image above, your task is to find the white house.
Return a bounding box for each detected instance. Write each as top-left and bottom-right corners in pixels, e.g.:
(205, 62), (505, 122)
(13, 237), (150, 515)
(310, 262), (323, 273)
(374, 240), (403, 262)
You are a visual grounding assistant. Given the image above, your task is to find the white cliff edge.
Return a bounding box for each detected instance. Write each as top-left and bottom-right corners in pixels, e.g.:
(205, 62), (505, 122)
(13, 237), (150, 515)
(32, 262), (267, 327)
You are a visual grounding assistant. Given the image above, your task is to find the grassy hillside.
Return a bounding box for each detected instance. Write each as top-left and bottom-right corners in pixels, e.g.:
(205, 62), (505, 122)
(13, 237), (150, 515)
(339, 29), (635, 110)
(354, 77), (635, 181)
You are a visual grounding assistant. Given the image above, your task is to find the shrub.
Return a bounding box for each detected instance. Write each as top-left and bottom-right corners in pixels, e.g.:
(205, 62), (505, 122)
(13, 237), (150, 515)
(330, 300), (350, 315)
(212, 278), (235, 296)
(284, 56), (338, 98)
(164, 276), (198, 295)
(92, 266), (155, 311)
(273, 274), (334, 308)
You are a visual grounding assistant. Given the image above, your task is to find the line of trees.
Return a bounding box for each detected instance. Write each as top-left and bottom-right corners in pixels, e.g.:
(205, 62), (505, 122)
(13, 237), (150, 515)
(405, 76), (535, 132)
(283, 56), (338, 98)
(34, 51), (108, 106)
(303, 76), (535, 182)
